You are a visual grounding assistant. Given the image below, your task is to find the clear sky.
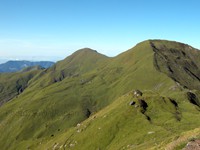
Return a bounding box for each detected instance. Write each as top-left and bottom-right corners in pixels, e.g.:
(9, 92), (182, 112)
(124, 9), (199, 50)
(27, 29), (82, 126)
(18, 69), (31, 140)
(0, 0), (199, 62)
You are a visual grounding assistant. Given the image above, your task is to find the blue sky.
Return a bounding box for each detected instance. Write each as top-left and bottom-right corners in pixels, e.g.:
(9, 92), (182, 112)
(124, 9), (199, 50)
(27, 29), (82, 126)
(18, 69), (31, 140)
(0, 0), (199, 62)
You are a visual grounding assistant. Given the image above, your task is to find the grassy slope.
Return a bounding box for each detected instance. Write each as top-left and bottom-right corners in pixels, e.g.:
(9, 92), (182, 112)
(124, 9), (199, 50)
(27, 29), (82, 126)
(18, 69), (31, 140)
(0, 68), (43, 106)
(0, 40), (199, 149)
(151, 40), (200, 90)
(28, 48), (110, 88)
(38, 90), (200, 150)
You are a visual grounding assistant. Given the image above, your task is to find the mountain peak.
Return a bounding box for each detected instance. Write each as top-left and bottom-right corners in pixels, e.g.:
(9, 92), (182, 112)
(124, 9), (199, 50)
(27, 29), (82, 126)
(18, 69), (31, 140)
(1, 39), (200, 149)
(64, 47), (107, 63)
(72, 47), (99, 55)
(77, 47), (97, 51)
(46, 47), (109, 84)
(149, 39), (199, 51)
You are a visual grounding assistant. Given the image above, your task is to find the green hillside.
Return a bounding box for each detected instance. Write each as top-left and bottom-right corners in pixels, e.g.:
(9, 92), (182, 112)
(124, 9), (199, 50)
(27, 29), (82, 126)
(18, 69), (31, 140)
(38, 90), (200, 150)
(0, 68), (43, 106)
(151, 40), (200, 90)
(0, 40), (199, 150)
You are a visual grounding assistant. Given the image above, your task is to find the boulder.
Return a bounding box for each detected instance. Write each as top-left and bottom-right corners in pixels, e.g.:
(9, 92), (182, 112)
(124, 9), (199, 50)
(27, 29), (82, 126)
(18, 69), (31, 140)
(133, 90), (143, 97)
(129, 101), (136, 106)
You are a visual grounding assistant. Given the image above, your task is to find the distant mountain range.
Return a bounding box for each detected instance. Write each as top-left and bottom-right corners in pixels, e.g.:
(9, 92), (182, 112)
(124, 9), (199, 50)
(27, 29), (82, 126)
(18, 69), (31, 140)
(0, 60), (55, 72)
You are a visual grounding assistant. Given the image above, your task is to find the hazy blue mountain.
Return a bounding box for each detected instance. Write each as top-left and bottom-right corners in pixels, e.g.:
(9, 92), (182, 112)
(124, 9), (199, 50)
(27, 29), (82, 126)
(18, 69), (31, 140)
(0, 60), (55, 72)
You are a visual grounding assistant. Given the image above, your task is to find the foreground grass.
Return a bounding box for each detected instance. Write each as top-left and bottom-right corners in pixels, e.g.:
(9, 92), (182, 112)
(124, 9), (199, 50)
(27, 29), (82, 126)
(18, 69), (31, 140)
(35, 90), (200, 150)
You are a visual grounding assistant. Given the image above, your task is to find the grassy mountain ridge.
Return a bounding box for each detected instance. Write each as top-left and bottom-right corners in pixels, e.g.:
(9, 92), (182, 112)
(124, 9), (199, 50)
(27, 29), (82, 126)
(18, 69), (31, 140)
(27, 48), (109, 88)
(151, 40), (200, 90)
(38, 90), (200, 150)
(0, 40), (199, 149)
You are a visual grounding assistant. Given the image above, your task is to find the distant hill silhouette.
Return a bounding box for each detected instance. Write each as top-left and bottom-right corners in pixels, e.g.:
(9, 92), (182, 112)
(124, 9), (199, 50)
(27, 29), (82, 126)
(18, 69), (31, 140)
(0, 60), (54, 72)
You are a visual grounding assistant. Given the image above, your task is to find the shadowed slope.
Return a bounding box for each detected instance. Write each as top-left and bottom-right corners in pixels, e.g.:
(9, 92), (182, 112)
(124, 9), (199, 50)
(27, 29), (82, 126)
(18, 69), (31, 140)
(0, 68), (44, 106)
(151, 40), (200, 90)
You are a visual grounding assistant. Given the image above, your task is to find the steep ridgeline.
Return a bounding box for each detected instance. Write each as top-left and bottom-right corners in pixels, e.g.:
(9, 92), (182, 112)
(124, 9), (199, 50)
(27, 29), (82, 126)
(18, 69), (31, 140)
(46, 48), (109, 84)
(151, 40), (200, 90)
(27, 48), (110, 88)
(0, 40), (199, 150)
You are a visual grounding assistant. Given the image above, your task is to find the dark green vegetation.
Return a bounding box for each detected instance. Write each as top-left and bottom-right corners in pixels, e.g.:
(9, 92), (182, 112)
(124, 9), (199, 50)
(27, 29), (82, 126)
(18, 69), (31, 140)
(0, 67), (44, 106)
(0, 40), (199, 150)
(0, 60), (54, 72)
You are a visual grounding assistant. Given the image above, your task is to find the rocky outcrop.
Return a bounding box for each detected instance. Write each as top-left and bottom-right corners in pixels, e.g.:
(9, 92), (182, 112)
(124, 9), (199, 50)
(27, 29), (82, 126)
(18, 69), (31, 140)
(151, 40), (200, 91)
(187, 92), (200, 107)
(183, 139), (200, 150)
(132, 90), (143, 97)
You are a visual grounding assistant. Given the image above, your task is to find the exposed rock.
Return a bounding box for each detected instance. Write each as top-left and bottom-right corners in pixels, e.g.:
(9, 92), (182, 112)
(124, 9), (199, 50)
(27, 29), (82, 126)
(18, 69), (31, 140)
(53, 143), (59, 150)
(146, 115), (151, 121)
(148, 131), (155, 134)
(103, 115), (107, 118)
(168, 98), (182, 121)
(129, 101), (136, 106)
(86, 108), (91, 118)
(137, 99), (151, 121)
(70, 143), (75, 147)
(134, 104), (139, 108)
(151, 40), (200, 91)
(133, 90), (143, 97)
(169, 98), (178, 107)
(183, 139), (200, 150)
(77, 123), (81, 127)
(187, 92), (200, 107)
(138, 99), (148, 113)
